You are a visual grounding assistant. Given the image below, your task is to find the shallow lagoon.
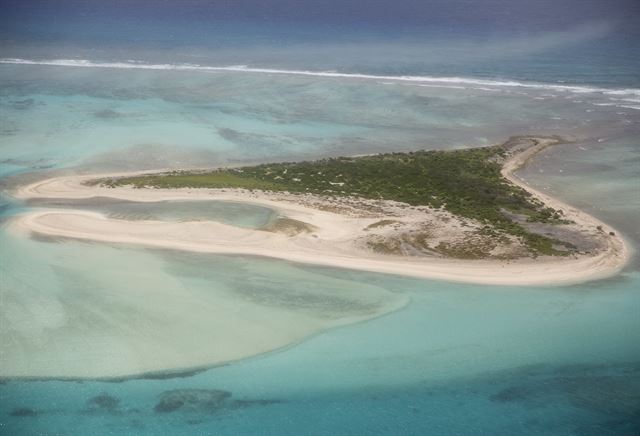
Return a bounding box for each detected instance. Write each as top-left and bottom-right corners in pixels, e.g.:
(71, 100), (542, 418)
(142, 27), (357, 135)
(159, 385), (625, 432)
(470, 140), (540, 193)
(28, 197), (278, 229)
(1, 260), (639, 434)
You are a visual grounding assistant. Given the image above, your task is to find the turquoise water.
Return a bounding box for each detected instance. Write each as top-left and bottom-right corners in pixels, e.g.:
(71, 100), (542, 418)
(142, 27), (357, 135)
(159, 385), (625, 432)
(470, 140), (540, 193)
(28, 198), (277, 229)
(2, 63), (638, 178)
(1, 257), (639, 434)
(1, 58), (640, 433)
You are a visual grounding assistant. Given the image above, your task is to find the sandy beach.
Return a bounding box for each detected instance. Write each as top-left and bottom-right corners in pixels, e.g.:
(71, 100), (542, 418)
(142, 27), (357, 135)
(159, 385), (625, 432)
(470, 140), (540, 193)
(10, 137), (630, 287)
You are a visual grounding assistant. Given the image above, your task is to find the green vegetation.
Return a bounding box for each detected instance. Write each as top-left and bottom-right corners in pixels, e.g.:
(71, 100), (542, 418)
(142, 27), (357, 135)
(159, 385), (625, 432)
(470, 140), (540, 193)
(95, 144), (574, 256)
(93, 172), (283, 191)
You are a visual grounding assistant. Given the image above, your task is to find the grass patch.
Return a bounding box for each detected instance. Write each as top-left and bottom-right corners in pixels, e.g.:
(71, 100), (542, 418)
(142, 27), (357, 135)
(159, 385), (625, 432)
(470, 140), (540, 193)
(98, 171), (282, 191)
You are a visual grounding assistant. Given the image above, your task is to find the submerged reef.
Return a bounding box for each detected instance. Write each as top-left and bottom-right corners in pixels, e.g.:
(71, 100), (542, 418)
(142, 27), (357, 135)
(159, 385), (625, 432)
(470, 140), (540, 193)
(154, 389), (231, 413)
(153, 388), (283, 414)
(9, 407), (38, 417)
(86, 394), (121, 413)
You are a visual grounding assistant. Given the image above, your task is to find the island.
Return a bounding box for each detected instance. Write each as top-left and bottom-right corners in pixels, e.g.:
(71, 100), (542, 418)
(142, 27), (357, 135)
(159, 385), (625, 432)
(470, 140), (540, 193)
(12, 136), (628, 287)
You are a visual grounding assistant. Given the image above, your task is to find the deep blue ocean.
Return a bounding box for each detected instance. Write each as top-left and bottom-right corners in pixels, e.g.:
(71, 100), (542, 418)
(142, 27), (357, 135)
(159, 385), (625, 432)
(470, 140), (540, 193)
(1, 1), (639, 435)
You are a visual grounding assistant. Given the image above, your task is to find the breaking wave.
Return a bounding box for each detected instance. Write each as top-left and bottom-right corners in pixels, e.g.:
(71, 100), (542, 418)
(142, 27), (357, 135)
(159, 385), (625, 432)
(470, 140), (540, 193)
(2, 57), (639, 105)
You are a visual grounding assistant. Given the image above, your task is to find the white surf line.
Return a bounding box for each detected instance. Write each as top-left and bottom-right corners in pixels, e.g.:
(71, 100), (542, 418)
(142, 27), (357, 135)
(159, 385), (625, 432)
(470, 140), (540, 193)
(2, 58), (639, 98)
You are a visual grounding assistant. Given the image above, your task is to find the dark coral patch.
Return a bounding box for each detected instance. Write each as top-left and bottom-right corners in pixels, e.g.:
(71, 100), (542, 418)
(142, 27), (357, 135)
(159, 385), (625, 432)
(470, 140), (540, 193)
(154, 389), (232, 414)
(9, 407), (38, 417)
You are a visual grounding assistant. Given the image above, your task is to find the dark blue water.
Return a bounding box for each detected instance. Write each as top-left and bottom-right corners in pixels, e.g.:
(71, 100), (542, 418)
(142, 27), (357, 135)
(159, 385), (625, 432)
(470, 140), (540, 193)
(2, 0), (639, 87)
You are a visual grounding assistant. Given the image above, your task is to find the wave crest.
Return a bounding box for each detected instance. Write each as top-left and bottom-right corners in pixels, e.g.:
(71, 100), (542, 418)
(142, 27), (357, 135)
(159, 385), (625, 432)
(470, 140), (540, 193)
(1, 57), (639, 102)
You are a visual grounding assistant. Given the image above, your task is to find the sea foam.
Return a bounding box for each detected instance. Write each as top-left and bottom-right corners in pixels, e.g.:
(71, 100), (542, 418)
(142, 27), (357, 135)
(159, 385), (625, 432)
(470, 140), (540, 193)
(2, 58), (639, 111)
(2, 58), (640, 98)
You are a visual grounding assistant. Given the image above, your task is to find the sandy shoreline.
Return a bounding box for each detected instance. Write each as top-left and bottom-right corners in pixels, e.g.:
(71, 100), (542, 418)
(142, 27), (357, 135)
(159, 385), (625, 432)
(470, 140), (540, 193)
(10, 137), (630, 287)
